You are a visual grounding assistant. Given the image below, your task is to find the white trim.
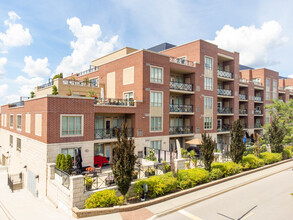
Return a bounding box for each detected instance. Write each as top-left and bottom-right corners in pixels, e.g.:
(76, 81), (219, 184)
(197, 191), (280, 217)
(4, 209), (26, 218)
(35, 114), (42, 137)
(17, 114), (23, 132)
(9, 114), (14, 129)
(60, 114), (84, 137)
(25, 113), (31, 134)
(150, 65), (164, 84)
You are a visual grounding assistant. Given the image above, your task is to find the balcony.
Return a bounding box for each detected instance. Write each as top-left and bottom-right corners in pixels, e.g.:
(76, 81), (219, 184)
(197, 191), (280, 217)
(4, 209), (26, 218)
(255, 123), (262, 128)
(217, 70), (233, 79)
(239, 109), (247, 115)
(239, 94), (247, 100)
(8, 97), (29, 108)
(254, 96), (263, 102)
(254, 109), (262, 115)
(94, 98), (135, 106)
(169, 126), (193, 135)
(62, 79), (98, 87)
(217, 107), (233, 115)
(217, 124), (232, 132)
(253, 81), (263, 86)
(239, 78), (249, 84)
(169, 56), (196, 67)
(94, 128), (133, 139)
(217, 88), (232, 97)
(169, 104), (193, 113)
(170, 81), (193, 92)
(77, 66), (99, 77)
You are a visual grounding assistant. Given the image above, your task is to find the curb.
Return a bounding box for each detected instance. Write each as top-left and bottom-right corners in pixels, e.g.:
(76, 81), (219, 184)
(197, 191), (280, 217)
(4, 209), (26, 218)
(72, 158), (293, 218)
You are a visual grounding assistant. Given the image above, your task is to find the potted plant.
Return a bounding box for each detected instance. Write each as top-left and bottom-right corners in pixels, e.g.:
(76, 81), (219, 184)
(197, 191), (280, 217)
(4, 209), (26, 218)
(145, 149), (157, 161)
(132, 171), (138, 180)
(188, 150), (197, 168)
(105, 174), (115, 186)
(162, 161), (170, 173)
(145, 167), (155, 177)
(185, 161), (190, 169)
(85, 175), (93, 191)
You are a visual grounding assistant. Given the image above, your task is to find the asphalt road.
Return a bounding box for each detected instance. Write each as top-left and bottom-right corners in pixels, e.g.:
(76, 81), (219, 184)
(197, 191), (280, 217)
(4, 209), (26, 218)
(159, 168), (293, 220)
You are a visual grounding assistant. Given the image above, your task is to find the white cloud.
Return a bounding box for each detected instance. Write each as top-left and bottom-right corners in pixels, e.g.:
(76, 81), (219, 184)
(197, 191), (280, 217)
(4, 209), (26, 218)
(0, 57), (7, 75)
(0, 11), (33, 48)
(0, 84), (8, 95)
(56, 17), (118, 76)
(22, 56), (51, 77)
(15, 75), (44, 96)
(210, 21), (288, 67)
(4, 94), (20, 104)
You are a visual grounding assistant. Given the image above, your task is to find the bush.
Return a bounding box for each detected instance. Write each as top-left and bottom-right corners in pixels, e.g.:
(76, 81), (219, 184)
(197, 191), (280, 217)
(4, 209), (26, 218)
(176, 168), (210, 190)
(282, 149), (292, 160)
(241, 154), (264, 170)
(260, 152), (282, 164)
(243, 146), (255, 156)
(133, 175), (177, 198)
(84, 189), (123, 208)
(56, 154), (62, 169)
(284, 146), (293, 153)
(211, 162), (243, 177)
(64, 154), (73, 172)
(260, 145), (267, 153)
(209, 168), (223, 180)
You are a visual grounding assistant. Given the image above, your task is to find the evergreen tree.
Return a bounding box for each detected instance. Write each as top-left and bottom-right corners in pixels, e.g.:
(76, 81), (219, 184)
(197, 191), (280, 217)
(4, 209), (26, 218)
(268, 116), (286, 153)
(52, 85), (58, 95)
(112, 123), (137, 200)
(56, 154), (62, 169)
(230, 119), (246, 163)
(201, 133), (216, 171)
(59, 154), (66, 171)
(64, 154), (73, 172)
(30, 91), (35, 98)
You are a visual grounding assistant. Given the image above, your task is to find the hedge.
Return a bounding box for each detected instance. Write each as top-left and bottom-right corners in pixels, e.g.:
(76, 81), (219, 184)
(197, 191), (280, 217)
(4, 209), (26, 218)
(176, 168), (210, 190)
(211, 161), (242, 177)
(241, 154), (265, 170)
(260, 152), (282, 164)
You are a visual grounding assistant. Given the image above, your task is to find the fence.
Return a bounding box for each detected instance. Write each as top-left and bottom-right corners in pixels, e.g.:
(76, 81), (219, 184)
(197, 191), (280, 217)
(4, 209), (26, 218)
(144, 147), (175, 163)
(55, 168), (70, 189)
(8, 172), (23, 192)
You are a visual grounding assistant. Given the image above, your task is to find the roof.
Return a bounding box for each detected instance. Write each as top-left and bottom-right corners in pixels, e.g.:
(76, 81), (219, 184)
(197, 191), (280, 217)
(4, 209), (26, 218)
(147, 42), (176, 52)
(239, 65), (254, 70)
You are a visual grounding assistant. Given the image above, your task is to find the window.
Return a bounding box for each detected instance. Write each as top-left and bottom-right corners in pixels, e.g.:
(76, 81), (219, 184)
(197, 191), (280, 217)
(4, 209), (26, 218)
(10, 115), (14, 128)
(151, 117), (162, 131)
(150, 91), (162, 106)
(150, 140), (162, 150)
(266, 78), (271, 100)
(124, 92), (134, 100)
(9, 135), (13, 147)
(204, 117), (212, 130)
(204, 97), (213, 110)
(61, 115), (83, 136)
(17, 115), (22, 130)
(16, 138), (21, 152)
(150, 66), (163, 83)
(90, 77), (99, 87)
(35, 114), (42, 136)
(61, 148), (77, 165)
(265, 109), (270, 124)
(25, 114), (31, 133)
(273, 80), (277, 100)
(204, 56), (213, 91)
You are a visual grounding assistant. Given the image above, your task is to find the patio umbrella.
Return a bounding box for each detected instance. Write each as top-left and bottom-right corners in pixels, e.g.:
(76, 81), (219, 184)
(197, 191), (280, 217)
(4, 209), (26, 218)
(76, 148), (83, 174)
(176, 139), (182, 159)
(185, 138), (202, 145)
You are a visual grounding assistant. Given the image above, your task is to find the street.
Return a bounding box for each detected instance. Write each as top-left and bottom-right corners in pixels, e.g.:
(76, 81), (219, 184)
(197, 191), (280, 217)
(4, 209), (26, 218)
(159, 168), (293, 220)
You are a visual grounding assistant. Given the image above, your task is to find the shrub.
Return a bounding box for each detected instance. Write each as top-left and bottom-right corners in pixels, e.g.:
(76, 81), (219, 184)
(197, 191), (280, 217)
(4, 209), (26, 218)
(260, 145), (267, 153)
(52, 85), (58, 95)
(84, 189), (123, 208)
(211, 162), (242, 177)
(284, 146), (293, 153)
(133, 175), (177, 198)
(230, 119), (246, 163)
(64, 154), (73, 172)
(260, 152), (282, 164)
(201, 133), (216, 171)
(282, 149), (292, 160)
(176, 168), (210, 190)
(241, 154), (264, 170)
(56, 154), (62, 169)
(209, 168), (223, 180)
(59, 154), (66, 171)
(243, 146), (255, 156)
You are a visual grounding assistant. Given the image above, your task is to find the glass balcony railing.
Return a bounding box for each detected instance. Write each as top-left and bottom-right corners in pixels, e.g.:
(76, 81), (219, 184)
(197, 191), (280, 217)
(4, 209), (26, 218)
(217, 70), (233, 79)
(255, 109), (262, 115)
(169, 126), (193, 135)
(217, 107), (233, 114)
(239, 109), (247, 114)
(94, 128), (133, 139)
(254, 96), (262, 102)
(239, 94), (247, 100)
(94, 98), (135, 106)
(169, 104), (193, 113)
(169, 56), (196, 67)
(217, 88), (232, 96)
(169, 81), (193, 91)
(217, 124), (232, 132)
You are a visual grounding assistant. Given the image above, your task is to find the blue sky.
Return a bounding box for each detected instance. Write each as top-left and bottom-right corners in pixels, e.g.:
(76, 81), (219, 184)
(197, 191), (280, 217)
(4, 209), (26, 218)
(0, 0), (293, 107)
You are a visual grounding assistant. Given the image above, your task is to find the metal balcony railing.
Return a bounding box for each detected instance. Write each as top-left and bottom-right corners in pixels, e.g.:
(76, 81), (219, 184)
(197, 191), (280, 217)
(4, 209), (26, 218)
(239, 94), (247, 100)
(77, 66), (99, 77)
(217, 107), (233, 114)
(217, 70), (233, 79)
(255, 123), (262, 128)
(169, 104), (193, 113)
(253, 81), (263, 86)
(239, 109), (247, 114)
(254, 96), (262, 102)
(239, 78), (249, 83)
(217, 88), (232, 96)
(169, 126), (193, 135)
(94, 128), (133, 139)
(94, 98), (135, 106)
(169, 56), (196, 67)
(255, 109), (262, 115)
(38, 80), (54, 89)
(169, 81), (193, 91)
(217, 124), (232, 132)
(63, 79), (98, 87)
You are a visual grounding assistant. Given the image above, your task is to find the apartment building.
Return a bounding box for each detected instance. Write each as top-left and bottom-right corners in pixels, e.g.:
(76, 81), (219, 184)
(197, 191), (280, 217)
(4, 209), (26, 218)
(1, 39), (293, 197)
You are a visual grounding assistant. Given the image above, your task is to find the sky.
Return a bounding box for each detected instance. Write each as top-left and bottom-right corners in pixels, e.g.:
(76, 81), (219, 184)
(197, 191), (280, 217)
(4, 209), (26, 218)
(0, 0), (293, 107)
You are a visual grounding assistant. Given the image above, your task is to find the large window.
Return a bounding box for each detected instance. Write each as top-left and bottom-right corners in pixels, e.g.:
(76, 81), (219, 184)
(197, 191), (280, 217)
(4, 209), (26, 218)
(9, 135), (13, 147)
(204, 96), (213, 110)
(90, 77), (99, 87)
(17, 138), (21, 152)
(150, 66), (163, 83)
(150, 140), (162, 150)
(10, 115), (14, 128)
(204, 56), (213, 91)
(151, 117), (162, 131)
(150, 91), (162, 106)
(124, 92), (134, 100)
(61, 115), (83, 136)
(17, 115), (22, 130)
(61, 148), (77, 165)
(273, 80), (277, 100)
(204, 117), (212, 130)
(266, 78), (271, 100)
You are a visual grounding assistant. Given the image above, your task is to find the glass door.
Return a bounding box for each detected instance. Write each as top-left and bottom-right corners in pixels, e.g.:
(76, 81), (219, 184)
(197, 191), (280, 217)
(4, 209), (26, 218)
(105, 119), (111, 138)
(105, 145), (111, 162)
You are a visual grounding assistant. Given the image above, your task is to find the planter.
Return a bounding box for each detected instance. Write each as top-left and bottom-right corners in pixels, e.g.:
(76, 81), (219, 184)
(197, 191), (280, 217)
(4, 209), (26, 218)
(185, 163), (190, 169)
(132, 174), (138, 180)
(145, 171), (155, 177)
(86, 184), (92, 191)
(105, 179), (114, 186)
(163, 168), (171, 173)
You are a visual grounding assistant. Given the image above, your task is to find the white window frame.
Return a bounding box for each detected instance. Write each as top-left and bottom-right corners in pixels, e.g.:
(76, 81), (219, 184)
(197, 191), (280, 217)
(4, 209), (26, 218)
(89, 77), (99, 87)
(204, 56), (213, 91)
(123, 91), (134, 100)
(150, 91), (163, 107)
(150, 116), (162, 132)
(150, 65), (164, 84)
(16, 114), (22, 131)
(204, 117), (213, 130)
(150, 140), (162, 150)
(16, 138), (21, 152)
(60, 114), (84, 137)
(9, 114), (14, 129)
(9, 135), (13, 147)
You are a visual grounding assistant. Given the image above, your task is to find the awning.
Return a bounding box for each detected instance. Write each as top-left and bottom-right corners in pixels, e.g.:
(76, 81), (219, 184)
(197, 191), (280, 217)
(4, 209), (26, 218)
(185, 138), (202, 145)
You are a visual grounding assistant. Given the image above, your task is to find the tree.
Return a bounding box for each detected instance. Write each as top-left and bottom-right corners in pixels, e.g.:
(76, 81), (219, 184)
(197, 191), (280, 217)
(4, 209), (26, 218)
(201, 133), (216, 171)
(112, 123), (137, 200)
(268, 116), (286, 153)
(52, 85), (58, 95)
(64, 154), (73, 172)
(30, 91), (35, 98)
(83, 77), (90, 85)
(56, 154), (62, 169)
(52, 73), (63, 80)
(229, 119), (246, 163)
(59, 154), (66, 171)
